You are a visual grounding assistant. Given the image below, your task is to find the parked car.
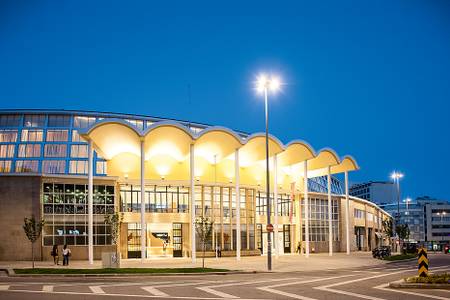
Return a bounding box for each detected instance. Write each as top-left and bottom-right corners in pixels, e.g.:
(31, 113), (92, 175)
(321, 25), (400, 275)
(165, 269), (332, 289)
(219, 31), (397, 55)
(444, 244), (450, 254)
(372, 246), (391, 259)
(402, 242), (418, 254)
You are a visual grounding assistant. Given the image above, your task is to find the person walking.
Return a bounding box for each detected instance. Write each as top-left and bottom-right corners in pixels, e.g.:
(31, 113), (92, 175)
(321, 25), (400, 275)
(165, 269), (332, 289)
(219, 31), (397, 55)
(296, 242), (301, 254)
(62, 244), (71, 266)
(51, 245), (59, 265)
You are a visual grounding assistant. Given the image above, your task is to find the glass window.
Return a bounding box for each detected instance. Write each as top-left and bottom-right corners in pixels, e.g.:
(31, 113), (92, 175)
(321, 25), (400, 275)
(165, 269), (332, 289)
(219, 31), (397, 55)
(0, 144), (14, 158)
(47, 115), (71, 127)
(125, 119), (144, 130)
(44, 144), (67, 157)
(18, 144), (41, 157)
(15, 160), (39, 172)
(42, 160), (66, 174)
(70, 144), (88, 158)
(73, 116), (96, 128)
(21, 129), (43, 142)
(23, 115), (45, 127)
(69, 160), (88, 174)
(96, 161), (107, 174)
(0, 114), (21, 127)
(0, 160), (12, 172)
(71, 130), (85, 142)
(46, 130), (68, 142)
(0, 130), (18, 142)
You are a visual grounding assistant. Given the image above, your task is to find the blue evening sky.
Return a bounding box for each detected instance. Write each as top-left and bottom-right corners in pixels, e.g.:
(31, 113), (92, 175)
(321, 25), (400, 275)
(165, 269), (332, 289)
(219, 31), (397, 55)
(1, 1), (449, 200)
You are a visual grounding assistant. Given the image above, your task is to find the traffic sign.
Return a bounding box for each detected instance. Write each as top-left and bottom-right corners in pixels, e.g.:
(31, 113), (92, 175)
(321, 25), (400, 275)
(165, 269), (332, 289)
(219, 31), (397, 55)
(266, 224), (274, 232)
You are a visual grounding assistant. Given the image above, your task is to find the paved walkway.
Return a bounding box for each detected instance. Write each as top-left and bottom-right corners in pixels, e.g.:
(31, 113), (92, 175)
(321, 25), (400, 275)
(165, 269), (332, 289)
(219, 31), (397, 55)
(0, 252), (391, 272)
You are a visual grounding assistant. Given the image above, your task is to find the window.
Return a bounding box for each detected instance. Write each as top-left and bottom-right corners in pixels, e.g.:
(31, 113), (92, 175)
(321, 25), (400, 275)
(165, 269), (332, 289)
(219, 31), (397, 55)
(44, 144), (67, 157)
(0, 130), (18, 142)
(0, 160), (12, 172)
(354, 208), (365, 219)
(125, 119), (144, 130)
(301, 197), (339, 242)
(70, 145), (88, 158)
(0, 114), (21, 127)
(0, 144), (14, 158)
(73, 116), (96, 128)
(18, 144), (41, 157)
(71, 130), (84, 142)
(15, 160), (39, 172)
(42, 160), (66, 174)
(47, 115), (71, 127)
(96, 161), (107, 174)
(21, 129), (43, 142)
(69, 160), (88, 174)
(23, 115), (45, 127)
(46, 130), (68, 142)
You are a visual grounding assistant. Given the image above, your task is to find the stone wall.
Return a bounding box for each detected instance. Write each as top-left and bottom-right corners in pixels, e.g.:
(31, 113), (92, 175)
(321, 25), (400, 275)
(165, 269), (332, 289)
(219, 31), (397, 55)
(0, 175), (42, 260)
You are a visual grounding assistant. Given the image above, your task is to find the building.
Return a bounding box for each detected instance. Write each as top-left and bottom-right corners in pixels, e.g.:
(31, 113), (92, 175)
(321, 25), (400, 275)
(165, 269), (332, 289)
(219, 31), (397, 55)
(0, 109), (391, 261)
(379, 196), (450, 249)
(350, 181), (397, 205)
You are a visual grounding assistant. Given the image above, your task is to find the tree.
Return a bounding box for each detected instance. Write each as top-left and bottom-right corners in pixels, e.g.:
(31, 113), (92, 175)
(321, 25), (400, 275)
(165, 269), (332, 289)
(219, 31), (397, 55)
(195, 217), (213, 269)
(22, 215), (45, 268)
(104, 212), (123, 263)
(396, 223), (410, 253)
(382, 219), (394, 238)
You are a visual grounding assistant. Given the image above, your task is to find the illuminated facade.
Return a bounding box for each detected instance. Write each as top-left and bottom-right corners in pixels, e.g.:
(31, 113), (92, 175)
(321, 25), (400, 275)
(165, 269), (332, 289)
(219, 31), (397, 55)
(0, 109), (391, 261)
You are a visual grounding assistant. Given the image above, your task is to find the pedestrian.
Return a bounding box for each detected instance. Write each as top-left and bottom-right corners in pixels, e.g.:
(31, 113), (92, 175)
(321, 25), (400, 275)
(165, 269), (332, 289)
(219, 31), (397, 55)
(218, 245), (222, 258)
(62, 244), (71, 266)
(296, 242), (301, 254)
(51, 244), (59, 265)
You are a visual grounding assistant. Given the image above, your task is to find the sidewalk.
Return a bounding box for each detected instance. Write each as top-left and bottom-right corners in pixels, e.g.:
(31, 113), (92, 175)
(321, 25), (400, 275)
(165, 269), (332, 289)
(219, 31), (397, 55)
(0, 252), (391, 272)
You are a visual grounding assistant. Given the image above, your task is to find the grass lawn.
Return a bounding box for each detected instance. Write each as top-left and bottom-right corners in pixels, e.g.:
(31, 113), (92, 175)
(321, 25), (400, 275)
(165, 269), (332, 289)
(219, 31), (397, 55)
(384, 254), (416, 261)
(405, 273), (450, 284)
(14, 267), (230, 275)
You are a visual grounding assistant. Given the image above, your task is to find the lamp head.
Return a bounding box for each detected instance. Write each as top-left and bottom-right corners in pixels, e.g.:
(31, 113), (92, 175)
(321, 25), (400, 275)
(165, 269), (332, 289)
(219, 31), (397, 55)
(256, 74), (282, 93)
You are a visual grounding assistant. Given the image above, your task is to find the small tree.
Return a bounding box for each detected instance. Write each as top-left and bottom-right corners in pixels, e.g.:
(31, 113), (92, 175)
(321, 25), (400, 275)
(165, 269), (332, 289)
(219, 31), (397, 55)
(104, 212), (123, 261)
(382, 219), (394, 239)
(396, 224), (410, 253)
(22, 215), (45, 268)
(195, 217), (213, 269)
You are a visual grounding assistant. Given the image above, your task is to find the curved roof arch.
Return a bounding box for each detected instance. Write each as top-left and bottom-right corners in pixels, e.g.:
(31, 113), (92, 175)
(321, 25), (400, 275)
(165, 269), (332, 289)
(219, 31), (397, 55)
(307, 147), (341, 170)
(79, 118), (142, 159)
(278, 140), (316, 167)
(143, 121), (194, 162)
(239, 133), (285, 166)
(195, 126), (244, 163)
(331, 155), (360, 174)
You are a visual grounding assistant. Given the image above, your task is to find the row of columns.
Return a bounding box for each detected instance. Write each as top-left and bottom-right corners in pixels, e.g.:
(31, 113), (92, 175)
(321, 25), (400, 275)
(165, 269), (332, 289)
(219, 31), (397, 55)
(86, 142), (352, 264)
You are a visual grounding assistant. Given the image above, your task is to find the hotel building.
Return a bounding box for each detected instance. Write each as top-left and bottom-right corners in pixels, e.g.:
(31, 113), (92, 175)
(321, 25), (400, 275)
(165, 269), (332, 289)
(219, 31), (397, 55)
(0, 109), (391, 262)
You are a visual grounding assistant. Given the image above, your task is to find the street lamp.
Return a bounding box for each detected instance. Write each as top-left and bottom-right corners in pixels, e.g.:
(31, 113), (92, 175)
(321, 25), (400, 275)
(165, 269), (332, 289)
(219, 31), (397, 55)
(390, 171), (404, 223)
(256, 73), (281, 271)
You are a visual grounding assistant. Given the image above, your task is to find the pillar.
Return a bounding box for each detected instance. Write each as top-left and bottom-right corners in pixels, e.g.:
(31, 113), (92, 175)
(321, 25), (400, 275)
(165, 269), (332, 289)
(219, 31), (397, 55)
(88, 140), (94, 264)
(345, 171), (350, 255)
(304, 161), (309, 258)
(140, 139), (146, 260)
(235, 149), (241, 260)
(273, 154), (279, 258)
(190, 143), (196, 263)
(327, 166), (333, 256)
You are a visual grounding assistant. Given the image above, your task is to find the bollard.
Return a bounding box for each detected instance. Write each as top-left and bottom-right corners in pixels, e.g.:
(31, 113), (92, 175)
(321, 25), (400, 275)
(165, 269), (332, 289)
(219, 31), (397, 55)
(417, 247), (429, 277)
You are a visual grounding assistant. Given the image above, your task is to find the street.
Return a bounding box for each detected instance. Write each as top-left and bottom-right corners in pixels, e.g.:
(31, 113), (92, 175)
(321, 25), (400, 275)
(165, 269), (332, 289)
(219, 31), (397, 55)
(0, 254), (449, 300)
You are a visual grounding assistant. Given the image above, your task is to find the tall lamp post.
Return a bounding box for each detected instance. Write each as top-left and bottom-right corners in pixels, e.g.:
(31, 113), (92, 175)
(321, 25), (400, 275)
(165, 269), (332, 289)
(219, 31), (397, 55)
(256, 74), (281, 271)
(390, 171), (404, 252)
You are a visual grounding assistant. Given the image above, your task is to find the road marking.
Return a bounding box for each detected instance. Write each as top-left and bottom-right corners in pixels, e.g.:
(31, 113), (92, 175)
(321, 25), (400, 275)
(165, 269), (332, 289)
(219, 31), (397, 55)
(258, 275), (356, 300)
(142, 286), (169, 297)
(42, 285), (53, 292)
(89, 286), (105, 294)
(0, 285), (9, 290)
(313, 268), (411, 300)
(352, 270), (381, 274)
(198, 277), (300, 299)
(374, 283), (450, 300)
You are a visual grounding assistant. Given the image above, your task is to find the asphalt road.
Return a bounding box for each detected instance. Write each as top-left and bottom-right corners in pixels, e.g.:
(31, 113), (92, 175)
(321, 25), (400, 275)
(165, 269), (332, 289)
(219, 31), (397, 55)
(1, 254), (449, 300)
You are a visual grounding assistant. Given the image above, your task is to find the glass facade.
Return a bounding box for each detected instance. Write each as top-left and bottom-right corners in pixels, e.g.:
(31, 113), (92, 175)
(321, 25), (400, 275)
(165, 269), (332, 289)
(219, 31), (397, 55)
(42, 182), (115, 246)
(301, 197), (340, 242)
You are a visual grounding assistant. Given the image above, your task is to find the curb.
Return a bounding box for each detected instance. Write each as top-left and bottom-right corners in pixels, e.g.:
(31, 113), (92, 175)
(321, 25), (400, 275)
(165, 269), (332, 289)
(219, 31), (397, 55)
(389, 280), (450, 289)
(7, 270), (265, 277)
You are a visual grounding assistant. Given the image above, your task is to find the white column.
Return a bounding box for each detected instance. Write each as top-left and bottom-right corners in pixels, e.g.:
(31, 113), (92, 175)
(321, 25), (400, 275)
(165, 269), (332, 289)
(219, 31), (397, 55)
(140, 139), (146, 260)
(273, 155), (279, 258)
(190, 144), (196, 263)
(303, 161), (309, 258)
(345, 171), (350, 255)
(235, 149), (241, 260)
(88, 140), (94, 265)
(327, 166), (333, 256)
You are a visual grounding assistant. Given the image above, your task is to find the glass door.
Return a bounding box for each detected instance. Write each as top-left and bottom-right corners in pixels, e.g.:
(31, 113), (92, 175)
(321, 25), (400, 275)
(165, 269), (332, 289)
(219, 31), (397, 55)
(173, 223), (183, 257)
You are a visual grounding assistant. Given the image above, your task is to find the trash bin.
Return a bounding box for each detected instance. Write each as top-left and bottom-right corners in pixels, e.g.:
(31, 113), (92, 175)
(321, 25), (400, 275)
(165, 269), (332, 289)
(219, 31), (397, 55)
(102, 252), (120, 268)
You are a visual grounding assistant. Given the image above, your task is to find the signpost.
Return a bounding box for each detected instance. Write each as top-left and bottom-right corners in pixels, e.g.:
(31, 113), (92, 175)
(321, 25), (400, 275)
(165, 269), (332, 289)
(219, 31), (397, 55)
(266, 224), (274, 232)
(418, 247), (429, 277)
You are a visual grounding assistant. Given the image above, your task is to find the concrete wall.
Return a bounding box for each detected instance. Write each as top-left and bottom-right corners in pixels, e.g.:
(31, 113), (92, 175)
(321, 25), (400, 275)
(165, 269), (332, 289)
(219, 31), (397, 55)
(0, 175), (42, 260)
